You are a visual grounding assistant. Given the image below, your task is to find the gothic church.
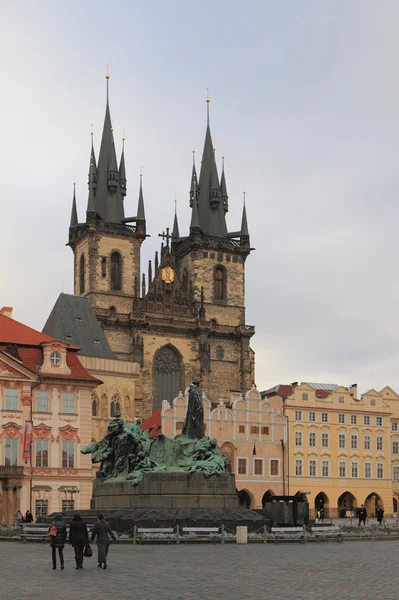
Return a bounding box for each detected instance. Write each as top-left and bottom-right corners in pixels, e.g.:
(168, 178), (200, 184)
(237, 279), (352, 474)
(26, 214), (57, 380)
(55, 76), (255, 421)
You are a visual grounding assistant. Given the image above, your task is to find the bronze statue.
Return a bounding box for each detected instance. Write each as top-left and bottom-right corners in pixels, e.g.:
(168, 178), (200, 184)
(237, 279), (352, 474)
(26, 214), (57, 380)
(182, 378), (204, 439)
(81, 379), (229, 483)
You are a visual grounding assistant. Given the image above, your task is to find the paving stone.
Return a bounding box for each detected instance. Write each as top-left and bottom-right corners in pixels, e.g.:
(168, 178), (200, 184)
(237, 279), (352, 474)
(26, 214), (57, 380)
(0, 539), (396, 600)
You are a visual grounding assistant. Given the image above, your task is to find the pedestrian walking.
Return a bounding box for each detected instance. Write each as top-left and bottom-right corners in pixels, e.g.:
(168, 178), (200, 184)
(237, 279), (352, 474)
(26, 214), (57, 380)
(358, 504), (367, 526)
(376, 505), (384, 525)
(319, 507), (325, 522)
(48, 514), (67, 570)
(91, 513), (116, 570)
(69, 513), (89, 569)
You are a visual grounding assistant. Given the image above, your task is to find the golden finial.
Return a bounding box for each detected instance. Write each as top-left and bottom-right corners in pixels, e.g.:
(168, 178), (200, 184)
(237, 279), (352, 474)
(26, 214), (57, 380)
(73, 175), (76, 185)
(105, 64), (110, 79)
(122, 127), (126, 142)
(90, 123), (94, 136)
(206, 87), (210, 103)
(140, 166), (143, 177)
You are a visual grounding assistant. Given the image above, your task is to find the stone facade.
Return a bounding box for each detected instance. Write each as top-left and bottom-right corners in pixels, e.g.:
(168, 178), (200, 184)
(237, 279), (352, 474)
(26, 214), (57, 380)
(159, 386), (286, 508)
(264, 382), (399, 518)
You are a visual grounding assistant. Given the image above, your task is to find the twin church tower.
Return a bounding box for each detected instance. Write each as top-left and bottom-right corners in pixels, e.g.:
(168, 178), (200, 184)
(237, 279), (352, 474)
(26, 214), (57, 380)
(67, 75), (255, 414)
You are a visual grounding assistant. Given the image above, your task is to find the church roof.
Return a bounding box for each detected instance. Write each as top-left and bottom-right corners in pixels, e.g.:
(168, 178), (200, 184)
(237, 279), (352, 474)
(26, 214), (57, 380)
(43, 294), (116, 359)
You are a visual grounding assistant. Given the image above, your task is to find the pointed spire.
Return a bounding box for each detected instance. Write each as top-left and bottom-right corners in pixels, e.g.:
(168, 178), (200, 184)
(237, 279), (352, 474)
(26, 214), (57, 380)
(220, 155), (228, 214)
(195, 95), (227, 237)
(119, 136), (127, 197)
(155, 251), (159, 271)
(148, 260), (152, 286)
(137, 172), (145, 220)
(70, 182), (78, 227)
(141, 273), (146, 298)
(189, 150), (198, 208)
(172, 200), (180, 241)
(190, 180), (200, 231)
(88, 128), (98, 196)
(94, 69), (124, 223)
(240, 192), (249, 237)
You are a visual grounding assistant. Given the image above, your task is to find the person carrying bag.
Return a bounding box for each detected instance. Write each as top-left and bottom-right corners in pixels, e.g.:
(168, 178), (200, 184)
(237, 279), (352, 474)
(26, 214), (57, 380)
(69, 513), (90, 570)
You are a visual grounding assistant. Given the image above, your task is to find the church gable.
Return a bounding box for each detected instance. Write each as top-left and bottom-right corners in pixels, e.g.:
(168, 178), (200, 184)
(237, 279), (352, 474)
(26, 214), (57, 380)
(134, 247), (195, 318)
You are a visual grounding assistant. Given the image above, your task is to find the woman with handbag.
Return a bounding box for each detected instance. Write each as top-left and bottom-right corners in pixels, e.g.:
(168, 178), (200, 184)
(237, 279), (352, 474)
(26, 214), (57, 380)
(48, 514), (67, 570)
(69, 513), (89, 569)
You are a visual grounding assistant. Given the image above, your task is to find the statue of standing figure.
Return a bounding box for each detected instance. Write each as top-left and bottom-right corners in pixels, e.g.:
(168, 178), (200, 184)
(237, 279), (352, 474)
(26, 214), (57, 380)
(182, 378), (204, 439)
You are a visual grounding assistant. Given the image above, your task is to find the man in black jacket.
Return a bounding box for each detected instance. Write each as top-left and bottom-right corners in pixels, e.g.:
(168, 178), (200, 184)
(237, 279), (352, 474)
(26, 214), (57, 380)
(49, 514), (67, 570)
(358, 504), (367, 526)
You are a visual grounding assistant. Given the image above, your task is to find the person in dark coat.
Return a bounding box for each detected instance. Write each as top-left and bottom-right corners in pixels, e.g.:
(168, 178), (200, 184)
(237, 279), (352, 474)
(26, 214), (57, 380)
(319, 507), (325, 522)
(25, 510), (34, 523)
(376, 505), (384, 525)
(69, 513), (89, 569)
(49, 514), (67, 569)
(358, 504), (367, 526)
(91, 513), (116, 569)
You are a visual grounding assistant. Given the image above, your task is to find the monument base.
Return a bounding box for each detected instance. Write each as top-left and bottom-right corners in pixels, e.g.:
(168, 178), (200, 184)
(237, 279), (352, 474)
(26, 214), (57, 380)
(91, 472), (238, 510)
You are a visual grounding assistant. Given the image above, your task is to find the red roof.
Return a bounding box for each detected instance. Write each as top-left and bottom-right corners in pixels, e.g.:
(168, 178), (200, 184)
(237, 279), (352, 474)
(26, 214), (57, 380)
(0, 313), (99, 383)
(0, 313), (55, 345)
(141, 409), (162, 438)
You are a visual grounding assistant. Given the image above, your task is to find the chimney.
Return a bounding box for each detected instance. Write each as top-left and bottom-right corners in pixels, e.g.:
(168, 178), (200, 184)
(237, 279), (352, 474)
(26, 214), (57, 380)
(349, 383), (357, 399)
(0, 306), (13, 318)
(291, 382), (299, 389)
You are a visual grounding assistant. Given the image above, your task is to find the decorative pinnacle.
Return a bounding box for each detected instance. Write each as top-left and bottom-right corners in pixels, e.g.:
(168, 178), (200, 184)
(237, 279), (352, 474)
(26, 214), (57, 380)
(243, 190), (246, 206)
(206, 88), (210, 126)
(90, 123), (94, 136)
(105, 64), (110, 106)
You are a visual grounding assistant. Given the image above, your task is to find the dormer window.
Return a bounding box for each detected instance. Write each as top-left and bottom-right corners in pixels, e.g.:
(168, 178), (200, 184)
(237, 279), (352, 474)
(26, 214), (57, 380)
(50, 351), (61, 365)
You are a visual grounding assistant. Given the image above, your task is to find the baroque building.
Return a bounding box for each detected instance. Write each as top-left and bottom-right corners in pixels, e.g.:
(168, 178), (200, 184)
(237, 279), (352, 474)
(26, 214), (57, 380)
(66, 76), (255, 423)
(263, 382), (399, 518)
(0, 307), (99, 525)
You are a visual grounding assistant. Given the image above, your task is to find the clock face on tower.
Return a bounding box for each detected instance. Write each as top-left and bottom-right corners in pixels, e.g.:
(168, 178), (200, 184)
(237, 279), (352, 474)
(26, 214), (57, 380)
(161, 266), (175, 284)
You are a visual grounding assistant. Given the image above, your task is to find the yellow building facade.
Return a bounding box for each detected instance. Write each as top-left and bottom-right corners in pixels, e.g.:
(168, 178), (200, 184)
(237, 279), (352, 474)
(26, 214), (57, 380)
(266, 382), (395, 518)
(160, 386), (286, 508)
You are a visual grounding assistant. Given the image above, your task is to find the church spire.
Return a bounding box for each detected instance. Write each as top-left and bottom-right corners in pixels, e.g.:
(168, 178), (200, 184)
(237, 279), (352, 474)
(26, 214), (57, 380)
(119, 136), (127, 198)
(189, 150), (198, 208)
(137, 172), (145, 221)
(70, 182), (78, 227)
(220, 155), (228, 214)
(240, 192), (249, 238)
(190, 177), (201, 232)
(93, 69), (124, 223)
(88, 129), (98, 196)
(196, 95), (227, 237)
(172, 200), (180, 241)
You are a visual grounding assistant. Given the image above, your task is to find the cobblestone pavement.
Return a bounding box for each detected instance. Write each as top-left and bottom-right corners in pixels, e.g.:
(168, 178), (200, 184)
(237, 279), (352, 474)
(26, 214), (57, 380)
(0, 540), (397, 600)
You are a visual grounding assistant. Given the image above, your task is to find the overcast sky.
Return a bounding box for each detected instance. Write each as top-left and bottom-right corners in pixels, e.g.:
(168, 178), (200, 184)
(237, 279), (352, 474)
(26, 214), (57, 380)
(2, 0), (399, 396)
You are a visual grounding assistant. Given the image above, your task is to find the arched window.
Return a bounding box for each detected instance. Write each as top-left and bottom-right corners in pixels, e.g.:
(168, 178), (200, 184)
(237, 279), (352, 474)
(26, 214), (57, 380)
(79, 254), (85, 294)
(154, 345), (182, 411)
(214, 266), (226, 301)
(92, 392), (99, 417)
(182, 268), (188, 293)
(110, 252), (122, 291)
(110, 394), (121, 417)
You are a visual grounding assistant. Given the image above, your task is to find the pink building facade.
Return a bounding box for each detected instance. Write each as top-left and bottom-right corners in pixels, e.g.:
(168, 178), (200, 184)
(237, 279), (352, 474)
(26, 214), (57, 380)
(159, 386), (286, 508)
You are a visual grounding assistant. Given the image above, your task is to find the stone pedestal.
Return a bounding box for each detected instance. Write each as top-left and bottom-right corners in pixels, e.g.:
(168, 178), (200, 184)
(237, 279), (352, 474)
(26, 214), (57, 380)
(92, 472), (238, 510)
(236, 526), (248, 544)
